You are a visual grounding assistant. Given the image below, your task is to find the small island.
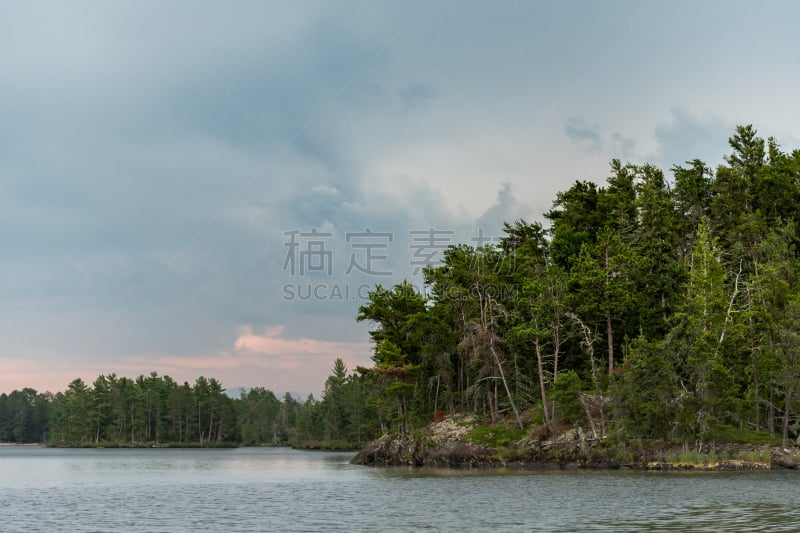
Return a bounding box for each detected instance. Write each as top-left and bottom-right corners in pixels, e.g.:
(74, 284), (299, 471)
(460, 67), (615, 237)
(349, 125), (800, 470)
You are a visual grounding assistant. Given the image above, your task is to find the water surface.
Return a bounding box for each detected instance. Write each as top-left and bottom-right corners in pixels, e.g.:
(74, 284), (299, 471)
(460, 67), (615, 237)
(1, 446), (799, 532)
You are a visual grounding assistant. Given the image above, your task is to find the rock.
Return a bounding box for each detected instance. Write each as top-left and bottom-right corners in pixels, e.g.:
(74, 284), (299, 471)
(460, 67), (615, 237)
(771, 448), (800, 469)
(351, 416), (498, 467)
(351, 417), (795, 471)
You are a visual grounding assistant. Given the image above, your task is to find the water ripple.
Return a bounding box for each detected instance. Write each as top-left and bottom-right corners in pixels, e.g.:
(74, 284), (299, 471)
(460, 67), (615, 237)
(2, 448), (800, 532)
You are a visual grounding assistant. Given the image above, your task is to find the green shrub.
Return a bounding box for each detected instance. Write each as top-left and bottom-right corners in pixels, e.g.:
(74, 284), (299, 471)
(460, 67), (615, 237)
(728, 448), (770, 464)
(465, 424), (526, 447)
(708, 425), (781, 446)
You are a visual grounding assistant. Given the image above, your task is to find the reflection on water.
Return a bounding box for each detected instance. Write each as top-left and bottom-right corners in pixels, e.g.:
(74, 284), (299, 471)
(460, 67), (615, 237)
(1, 447), (799, 532)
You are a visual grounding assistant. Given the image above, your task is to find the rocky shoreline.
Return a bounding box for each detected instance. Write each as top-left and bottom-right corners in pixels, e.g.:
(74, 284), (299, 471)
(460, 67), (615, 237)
(351, 416), (800, 471)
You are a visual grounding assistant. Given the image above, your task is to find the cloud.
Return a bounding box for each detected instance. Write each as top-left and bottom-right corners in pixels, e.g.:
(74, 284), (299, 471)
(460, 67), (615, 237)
(581, 110), (733, 172)
(229, 325), (372, 392)
(396, 83), (439, 112)
(651, 108), (733, 171)
(565, 117), (604, 152)
(234, 325), (369, 359)
(475, 183), (533, 235)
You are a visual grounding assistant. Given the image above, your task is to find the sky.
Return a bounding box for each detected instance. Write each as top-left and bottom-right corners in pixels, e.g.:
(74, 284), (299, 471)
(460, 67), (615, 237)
(3, 0), (800, 396)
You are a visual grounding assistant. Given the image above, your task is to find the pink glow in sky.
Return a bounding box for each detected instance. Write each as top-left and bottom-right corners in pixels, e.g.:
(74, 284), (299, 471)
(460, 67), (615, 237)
(1, 326), (372, 397)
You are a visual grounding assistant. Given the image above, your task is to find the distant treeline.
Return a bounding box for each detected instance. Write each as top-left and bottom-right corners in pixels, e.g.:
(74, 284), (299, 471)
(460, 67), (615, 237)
(0, 362), (372, 448)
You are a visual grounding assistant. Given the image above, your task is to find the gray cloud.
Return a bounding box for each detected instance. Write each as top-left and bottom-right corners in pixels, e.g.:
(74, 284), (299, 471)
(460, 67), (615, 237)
(651, 108), (734, 172)
(565, 117), (604, 152)
(475, 183), (533, 234)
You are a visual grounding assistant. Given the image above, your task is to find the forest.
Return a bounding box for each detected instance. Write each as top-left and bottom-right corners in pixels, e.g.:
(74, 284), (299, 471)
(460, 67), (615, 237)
(3, 125), (800, 451)
(0, 364), (367, 448)
(352, 124), (800, 450)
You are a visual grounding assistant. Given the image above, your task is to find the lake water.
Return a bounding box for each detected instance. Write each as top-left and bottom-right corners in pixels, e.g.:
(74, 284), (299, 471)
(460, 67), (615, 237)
(2, 446), (800, 532)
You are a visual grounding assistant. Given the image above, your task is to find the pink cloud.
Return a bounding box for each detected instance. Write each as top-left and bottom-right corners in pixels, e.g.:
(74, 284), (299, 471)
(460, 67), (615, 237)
(227, 325), (373, 393)
(234, 325), (369, 359)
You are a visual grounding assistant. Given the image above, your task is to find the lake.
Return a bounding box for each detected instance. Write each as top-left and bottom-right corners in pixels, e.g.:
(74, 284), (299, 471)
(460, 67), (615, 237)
(1, 446), (799, 532)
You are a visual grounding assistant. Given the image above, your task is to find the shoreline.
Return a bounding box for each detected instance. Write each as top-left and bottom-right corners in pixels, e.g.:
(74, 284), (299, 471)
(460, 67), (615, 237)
(351, 417), (800, 471)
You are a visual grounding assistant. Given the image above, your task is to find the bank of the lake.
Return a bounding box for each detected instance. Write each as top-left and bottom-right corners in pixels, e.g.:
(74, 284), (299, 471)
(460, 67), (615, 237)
(351, 416), (800, 471)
